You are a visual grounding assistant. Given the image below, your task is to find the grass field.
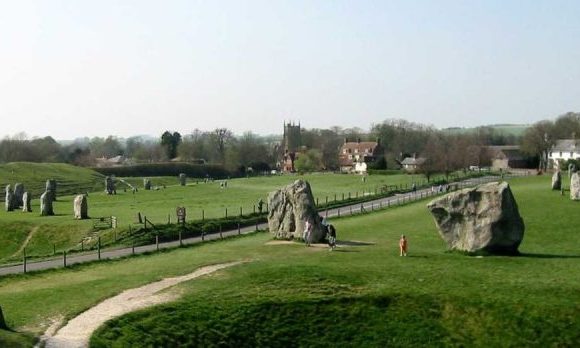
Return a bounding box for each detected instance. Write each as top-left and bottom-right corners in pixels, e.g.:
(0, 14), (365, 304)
(0, 174), (579, 346)
(0, 164), (446, 263)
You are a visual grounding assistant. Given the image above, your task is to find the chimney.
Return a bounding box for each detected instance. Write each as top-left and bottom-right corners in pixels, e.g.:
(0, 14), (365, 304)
(357, 138), (361, 143)
(344, 137), (348, 144)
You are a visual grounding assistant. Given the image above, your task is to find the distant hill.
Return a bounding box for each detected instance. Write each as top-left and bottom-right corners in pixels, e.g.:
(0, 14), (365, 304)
(0, 163), (104, 199)
(442, 124), (530, 137)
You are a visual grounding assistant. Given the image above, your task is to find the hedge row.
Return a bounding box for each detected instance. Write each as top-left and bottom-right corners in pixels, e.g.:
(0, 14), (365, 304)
(92, 163), (232, 179)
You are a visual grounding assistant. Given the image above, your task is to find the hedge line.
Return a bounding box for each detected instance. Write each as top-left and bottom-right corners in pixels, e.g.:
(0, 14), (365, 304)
(92, 163), (232, 179)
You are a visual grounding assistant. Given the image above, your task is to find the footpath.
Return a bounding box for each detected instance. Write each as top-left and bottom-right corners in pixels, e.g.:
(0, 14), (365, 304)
(0, 175), (510, 276)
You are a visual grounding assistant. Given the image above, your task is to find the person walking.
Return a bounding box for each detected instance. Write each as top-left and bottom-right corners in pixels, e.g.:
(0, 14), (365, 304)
(327, 224), (337, 251)
(399, 234), (408, 256)
(304, 219), (312, 246)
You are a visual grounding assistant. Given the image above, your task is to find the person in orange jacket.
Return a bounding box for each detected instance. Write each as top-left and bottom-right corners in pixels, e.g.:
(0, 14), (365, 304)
(399, 234), (408, 256)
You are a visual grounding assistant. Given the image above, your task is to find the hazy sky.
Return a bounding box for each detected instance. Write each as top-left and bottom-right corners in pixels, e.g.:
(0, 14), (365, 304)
(1, 0), (579, 139)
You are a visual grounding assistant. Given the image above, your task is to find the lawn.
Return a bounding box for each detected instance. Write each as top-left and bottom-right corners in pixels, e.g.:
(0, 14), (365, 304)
(0, 166), (446, 263)
(0, 174), (579, 346)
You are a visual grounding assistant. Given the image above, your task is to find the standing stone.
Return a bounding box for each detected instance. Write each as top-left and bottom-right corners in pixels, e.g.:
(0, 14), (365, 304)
(105, 176), (116, 195)
(73, 194), (88, 219)
(40, 191), (54, 216)
(427, 181), (524, 255)
(45, 179), (57, 201)
(551, 171), (562, 190)
(143, 178), (152, 190)
(13, 183), (24, 208)
(571, 173), (580, 200)
(5, 185), (14, 212)
(22, 192), (32, 212)
(179, 173), (187, 186)
(267, 180), (326, 242)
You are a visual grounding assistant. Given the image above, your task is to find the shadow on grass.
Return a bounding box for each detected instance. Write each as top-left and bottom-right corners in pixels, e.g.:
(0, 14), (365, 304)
(518, 253), (580, 259)
(332, 249), (359, 253)
(337, 240), (375, 246)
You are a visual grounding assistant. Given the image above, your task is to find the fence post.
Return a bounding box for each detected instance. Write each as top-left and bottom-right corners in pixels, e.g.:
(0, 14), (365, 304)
(219, 224), (223, 239)
(225, 208), (228, 218)
(63, 251), (67, 267)
(350, 205), (353, 215)
(132, 242), (135, 255)
(334, 194), (337, 202)
(338, 207), (341, 217)
(156, 234), (159, 251)
(168, 214), (171, 225)
(23, 248), (27, 273)
(81, 240), (84, 252)
(98, 237), (101, 260)
(238, 222), (241, 235)
(240, 207), (243, 217)
(53, 244), (56, 255)
(202, 210), (205, 221)
(253, 205), (256, 214)
(325, 196), (328, 206)
(316, 198), (319, 207)
(202, 228), (205, 241)
(179, 230), (183, 246)
(342, 193), (345, 201)
(360, 203), (364, 213)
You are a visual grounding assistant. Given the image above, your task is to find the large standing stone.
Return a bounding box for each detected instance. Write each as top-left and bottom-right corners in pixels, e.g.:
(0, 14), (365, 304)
(427, 181), (524, 255)
(46, 179), (57, 201)
(13, 183), (24, 208)
(267, 180), (325, 242)
(40, 191), (54, 216)
(179, 173), (187, 186)
(105, 176), (116, 195)
(551, 171), (562, 190)
(571, 173), (580, 200)
(143, 178), (152, 190)
(22, 192), (32, 212)
(73, 194), (88, 219)
(5, 185), (14, 212)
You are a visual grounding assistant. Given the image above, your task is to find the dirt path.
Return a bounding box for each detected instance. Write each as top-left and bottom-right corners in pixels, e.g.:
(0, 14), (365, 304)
(11, 226), (39, 259)
(42, 261), (244, 348)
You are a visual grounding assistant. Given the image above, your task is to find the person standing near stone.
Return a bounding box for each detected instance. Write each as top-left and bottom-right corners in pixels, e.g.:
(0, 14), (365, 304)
(257, 198), (264, 214)
(327, 224), (337, 251)
(399, 235), (408, 256)
(304, 219), (312, 246)
(22, 192), (32, 212)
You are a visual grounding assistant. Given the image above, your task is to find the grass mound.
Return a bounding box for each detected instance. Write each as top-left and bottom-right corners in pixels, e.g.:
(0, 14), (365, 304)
(0, 162), (104, 197)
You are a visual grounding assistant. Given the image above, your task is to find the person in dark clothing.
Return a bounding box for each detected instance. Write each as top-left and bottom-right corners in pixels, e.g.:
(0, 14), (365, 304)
(327, 224), (337, 251)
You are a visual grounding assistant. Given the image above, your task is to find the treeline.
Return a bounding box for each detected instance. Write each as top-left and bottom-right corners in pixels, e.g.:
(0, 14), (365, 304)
(0, 120), (527, 174)
(521, 112), (580, 170)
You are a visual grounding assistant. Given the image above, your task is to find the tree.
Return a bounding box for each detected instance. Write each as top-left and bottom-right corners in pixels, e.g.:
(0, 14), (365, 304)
(209, 128), (233, 164)
(521, 120), (555, 171)
(294, 149), (323, 173)
(161, 131), (182, 159)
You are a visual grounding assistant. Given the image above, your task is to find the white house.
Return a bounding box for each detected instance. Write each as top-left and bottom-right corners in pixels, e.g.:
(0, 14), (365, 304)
(401, 157), (426, 173)
(548, 139), (580, 168)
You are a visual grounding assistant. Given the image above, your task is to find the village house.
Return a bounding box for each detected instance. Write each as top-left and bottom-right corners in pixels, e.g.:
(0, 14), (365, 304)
(400, 156), (426, 173)
(548, 139), (580, 168)
(488, 145), (529, 170)
(339, 138), (383, 174)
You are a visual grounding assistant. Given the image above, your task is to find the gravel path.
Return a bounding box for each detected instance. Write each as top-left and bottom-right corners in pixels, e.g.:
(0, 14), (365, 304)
(42, 261), (243, 348)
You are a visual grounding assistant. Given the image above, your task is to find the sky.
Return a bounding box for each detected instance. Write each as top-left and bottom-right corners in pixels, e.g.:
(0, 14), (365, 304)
(1, 0), (579, 139)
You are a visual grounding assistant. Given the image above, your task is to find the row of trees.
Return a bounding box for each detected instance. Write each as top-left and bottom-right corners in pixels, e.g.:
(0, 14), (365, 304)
(9, 114), (576, 176)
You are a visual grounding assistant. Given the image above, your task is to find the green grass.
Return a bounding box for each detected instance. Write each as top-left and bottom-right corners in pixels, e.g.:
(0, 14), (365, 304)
(0, 162), (104, 198)
(0, 175), (579, 346)
(0, 167), (447, 263)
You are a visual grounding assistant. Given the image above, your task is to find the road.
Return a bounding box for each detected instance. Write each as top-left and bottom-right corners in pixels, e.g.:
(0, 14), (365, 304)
(0, 175), (511, 276)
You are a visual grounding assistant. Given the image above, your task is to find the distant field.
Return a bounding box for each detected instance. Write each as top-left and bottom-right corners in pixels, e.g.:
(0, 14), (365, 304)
(0, 164), (447, 263)
(0, 175), (578, 346)
(442, 124), (529, 137)
(0, 162), (104, 198)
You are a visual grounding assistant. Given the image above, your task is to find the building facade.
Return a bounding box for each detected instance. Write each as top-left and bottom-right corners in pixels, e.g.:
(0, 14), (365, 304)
(339, 138), (383, 173)
(548, 139), (580, 169)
